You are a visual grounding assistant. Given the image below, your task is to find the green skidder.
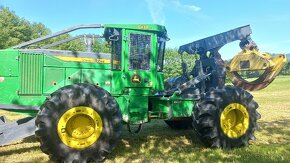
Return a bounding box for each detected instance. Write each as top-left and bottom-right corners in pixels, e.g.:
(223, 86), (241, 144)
(0, 24), (261, 162)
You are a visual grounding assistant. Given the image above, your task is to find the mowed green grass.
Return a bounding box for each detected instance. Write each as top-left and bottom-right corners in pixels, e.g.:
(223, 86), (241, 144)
(0, 76), (290, 163)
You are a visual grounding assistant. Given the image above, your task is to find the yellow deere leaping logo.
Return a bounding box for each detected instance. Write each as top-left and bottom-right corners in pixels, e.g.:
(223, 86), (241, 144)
(132, 74), (141, 84)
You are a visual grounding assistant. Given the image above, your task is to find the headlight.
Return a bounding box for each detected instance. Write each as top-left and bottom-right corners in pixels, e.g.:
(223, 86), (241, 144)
(0, 77), (4, 82)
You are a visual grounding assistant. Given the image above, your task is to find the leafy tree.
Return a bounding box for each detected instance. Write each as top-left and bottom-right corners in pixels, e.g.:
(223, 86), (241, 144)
(163, 48), (197, 80)
(30, 22), (51, 39)
(0, 7), (30, 48)
(52, 36), (111, 52)
(49, 34), (85, 52)
(163, 48), (182, 80)
(281, 59), (290, 75)
(0, 7), (87, 51)
(93, 38), (111, 53)
(0, 7), (51, 49)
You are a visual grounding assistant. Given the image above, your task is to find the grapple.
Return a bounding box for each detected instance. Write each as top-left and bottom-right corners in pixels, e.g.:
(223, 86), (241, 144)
(178, 25), (287, 92)
(227, 49), (287, 91)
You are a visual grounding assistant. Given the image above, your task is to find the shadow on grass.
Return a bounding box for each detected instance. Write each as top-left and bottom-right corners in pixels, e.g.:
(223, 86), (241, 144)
(0, 136), (39, 156)
(259, 118), (290, 132)
(257, 118), (290, 143)
(106, 119), (290, 162)
(22, 135), (38, 143)
(106, 120), (204, 162)
(1, 119), (290, 162)
(0, 145), (39, 156)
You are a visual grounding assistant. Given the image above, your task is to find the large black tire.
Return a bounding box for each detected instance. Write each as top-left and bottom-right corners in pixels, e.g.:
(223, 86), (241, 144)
(35, 84), (122, 162)
(164, 118), (193, 129)
(193, 86), (260, 148)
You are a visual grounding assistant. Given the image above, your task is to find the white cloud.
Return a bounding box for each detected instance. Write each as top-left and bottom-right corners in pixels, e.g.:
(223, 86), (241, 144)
(145, 0), (201, 25)
(172, 0), (201, 12)
(145, 0), (166, 25)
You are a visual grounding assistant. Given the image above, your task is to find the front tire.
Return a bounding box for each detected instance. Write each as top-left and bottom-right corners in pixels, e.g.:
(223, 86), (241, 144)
(35, 84), (122, 162)
(193, 86), (260, 148)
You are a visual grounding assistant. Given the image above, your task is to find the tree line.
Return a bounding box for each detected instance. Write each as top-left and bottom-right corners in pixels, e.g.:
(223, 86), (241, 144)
(1, 6), (289, 80)
(281, 60), (290, 75)
(0, 6), (109, 52)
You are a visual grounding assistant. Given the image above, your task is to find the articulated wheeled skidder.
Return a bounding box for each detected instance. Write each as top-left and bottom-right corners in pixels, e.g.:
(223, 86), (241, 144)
(0, 24), (286, 162)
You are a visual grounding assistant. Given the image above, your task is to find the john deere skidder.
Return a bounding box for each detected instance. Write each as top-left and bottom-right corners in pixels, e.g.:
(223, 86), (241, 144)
(0, 24), (286, 162)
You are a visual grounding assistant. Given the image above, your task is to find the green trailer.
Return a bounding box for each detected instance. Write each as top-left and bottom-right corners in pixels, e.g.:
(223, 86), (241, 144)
(0, 24), (261, 162)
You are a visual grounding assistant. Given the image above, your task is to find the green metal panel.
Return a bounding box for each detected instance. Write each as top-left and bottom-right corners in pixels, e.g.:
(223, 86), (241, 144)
(17, 95), (46, 106)
(44, 55), (64, 67)
(155, 72), (164, 91)
(149, 97), (170, 119)
(128, 95), (148, 123)
(19, 52), (43, 95)
(114, 96), (129, 122)
(65, 68), (81, 85)
(129, 87), (150, 95)
(81, 69), (111, 92)
(0, 49), (19, 76)
(126, 88), (149, 123)
(149, 96), (195, 119)
(171, 99), (194, 117)
(111, 71), (123, 95)
(0, 50), (20, 104)
(0, 77), (19, 104)
(0, 76), (45, 106)
(43, 67), (65, 94)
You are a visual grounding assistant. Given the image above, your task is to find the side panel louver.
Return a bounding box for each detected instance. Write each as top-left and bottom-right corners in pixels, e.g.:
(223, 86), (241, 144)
(19, 53), (43, 95)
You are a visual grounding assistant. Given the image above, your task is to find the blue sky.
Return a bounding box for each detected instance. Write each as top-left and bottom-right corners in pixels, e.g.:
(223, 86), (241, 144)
(1, 0), (290, 59)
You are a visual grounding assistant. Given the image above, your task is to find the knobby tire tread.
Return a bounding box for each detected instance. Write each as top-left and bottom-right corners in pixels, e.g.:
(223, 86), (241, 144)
(35, 84), (122, 162)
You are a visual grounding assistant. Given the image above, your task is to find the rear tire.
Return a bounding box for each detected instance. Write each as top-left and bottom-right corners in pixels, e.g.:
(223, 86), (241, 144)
(193, 86), (260, 148)
(35, 83), (122, 162)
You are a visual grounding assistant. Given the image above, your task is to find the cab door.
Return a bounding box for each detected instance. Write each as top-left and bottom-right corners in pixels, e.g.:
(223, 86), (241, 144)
(123, 30), (156, 90)
(123, 30), (156, 123)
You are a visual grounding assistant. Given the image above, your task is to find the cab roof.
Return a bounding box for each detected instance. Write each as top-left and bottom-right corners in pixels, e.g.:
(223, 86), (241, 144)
(104, 24), (167, 33)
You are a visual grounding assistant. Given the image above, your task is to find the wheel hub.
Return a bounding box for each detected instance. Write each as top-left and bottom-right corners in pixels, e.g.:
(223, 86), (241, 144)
(57, 106), (103, 149)
(220, 103), (249, 138)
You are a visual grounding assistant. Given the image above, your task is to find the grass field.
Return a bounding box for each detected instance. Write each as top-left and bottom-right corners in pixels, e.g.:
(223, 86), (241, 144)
(0, 76), (290, 163)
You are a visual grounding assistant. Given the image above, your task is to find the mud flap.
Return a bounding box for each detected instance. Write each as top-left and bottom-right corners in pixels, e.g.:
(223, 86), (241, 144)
(0, 116), (36, 145)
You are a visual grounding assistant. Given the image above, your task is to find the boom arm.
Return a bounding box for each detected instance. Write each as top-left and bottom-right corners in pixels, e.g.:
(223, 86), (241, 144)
(178, 25), (252, 56)
(13, 24), (103, 49)
(176, 25), (256, 91)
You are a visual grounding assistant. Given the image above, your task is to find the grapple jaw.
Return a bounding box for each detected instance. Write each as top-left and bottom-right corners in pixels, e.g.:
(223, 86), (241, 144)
(227, 49), (287, 91)
(177, 24), (285, 92)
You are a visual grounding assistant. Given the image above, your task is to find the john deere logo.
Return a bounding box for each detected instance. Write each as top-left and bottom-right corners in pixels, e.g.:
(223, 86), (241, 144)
(132, 74), (141, 84)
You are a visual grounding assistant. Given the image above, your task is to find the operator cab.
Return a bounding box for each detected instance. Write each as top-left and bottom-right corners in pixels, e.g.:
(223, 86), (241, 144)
(104, 24), (168, 94)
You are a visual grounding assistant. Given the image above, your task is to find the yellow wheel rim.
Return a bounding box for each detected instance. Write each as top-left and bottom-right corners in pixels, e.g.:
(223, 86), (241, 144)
(57, 106), (103, 149)
(220, 103), (249, 138)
